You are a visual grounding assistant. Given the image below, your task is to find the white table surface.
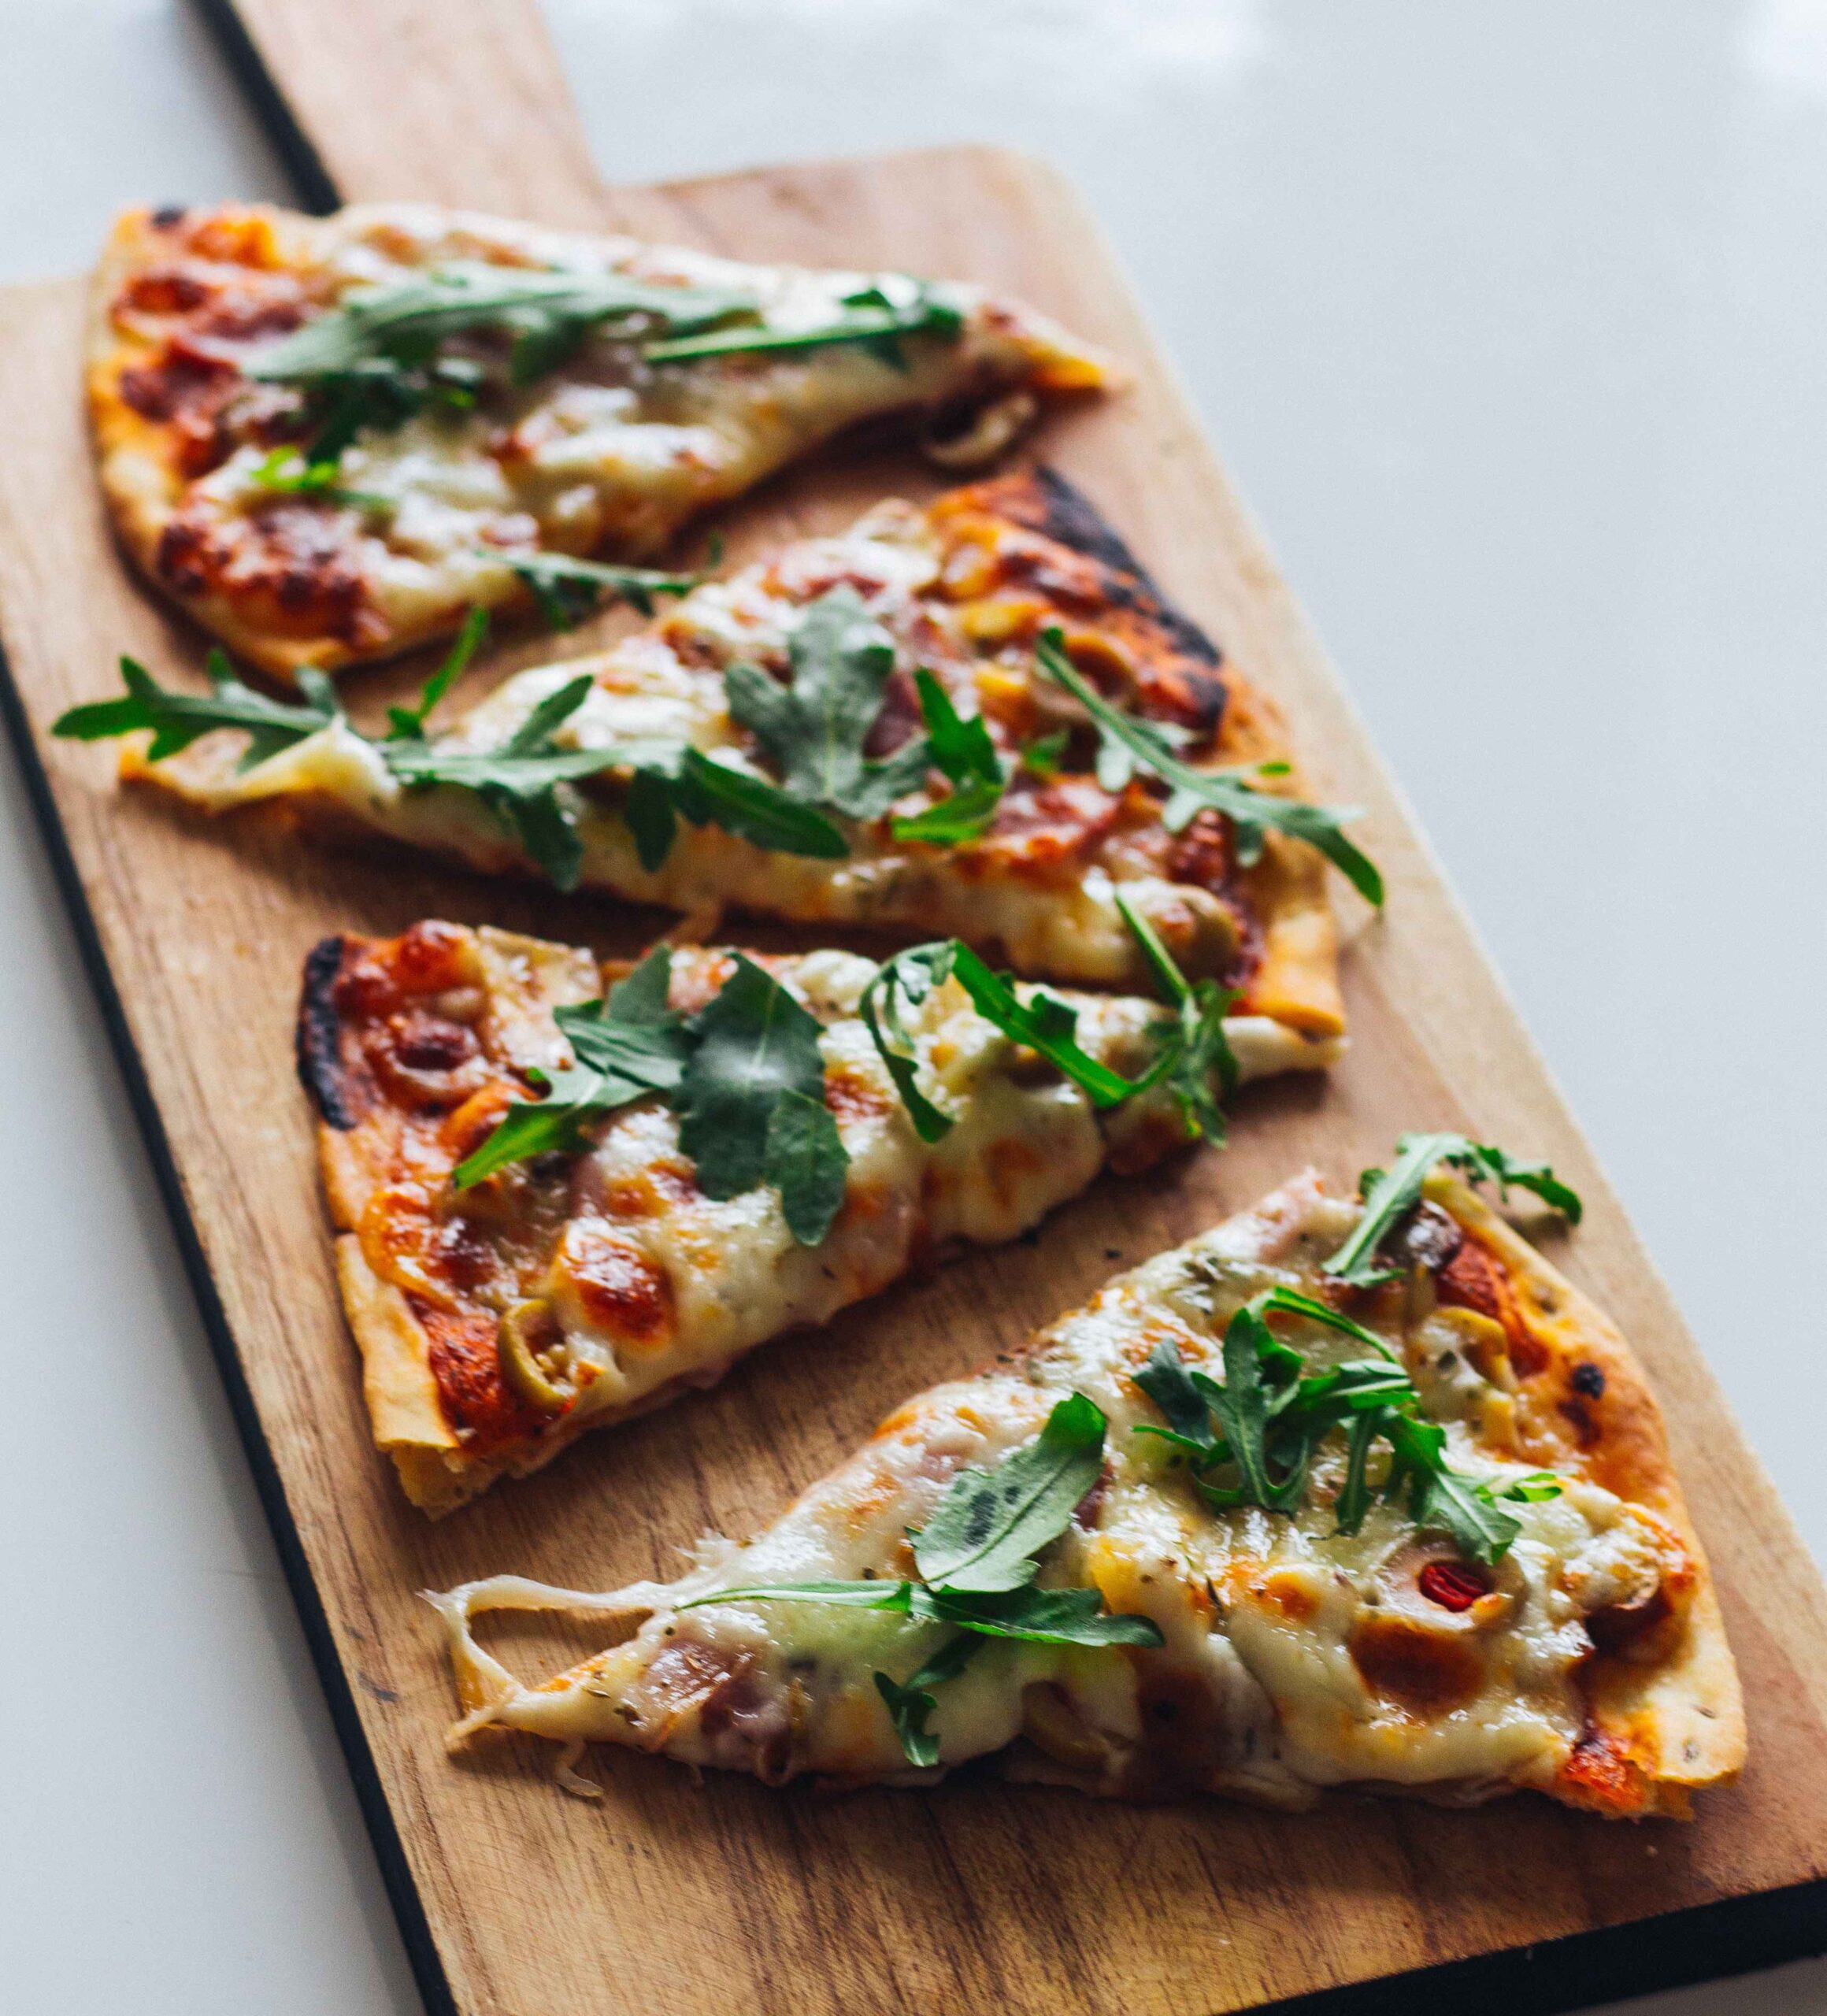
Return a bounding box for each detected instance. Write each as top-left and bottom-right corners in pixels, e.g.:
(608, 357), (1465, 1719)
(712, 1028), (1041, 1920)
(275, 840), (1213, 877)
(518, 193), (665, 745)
(0, 2), (1821, 2010)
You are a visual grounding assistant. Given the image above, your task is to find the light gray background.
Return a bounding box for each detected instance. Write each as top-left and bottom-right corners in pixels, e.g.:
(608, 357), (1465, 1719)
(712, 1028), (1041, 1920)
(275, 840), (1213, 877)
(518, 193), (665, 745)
(0, 2), (1821, 2010)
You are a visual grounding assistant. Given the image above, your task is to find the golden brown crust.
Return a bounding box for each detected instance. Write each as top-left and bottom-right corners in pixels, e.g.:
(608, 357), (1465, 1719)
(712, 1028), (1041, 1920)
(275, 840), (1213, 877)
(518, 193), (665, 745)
(87, 202), (1114, 680)
(1429, 1176), (1746, 1809)
(87, 207), (374, 678)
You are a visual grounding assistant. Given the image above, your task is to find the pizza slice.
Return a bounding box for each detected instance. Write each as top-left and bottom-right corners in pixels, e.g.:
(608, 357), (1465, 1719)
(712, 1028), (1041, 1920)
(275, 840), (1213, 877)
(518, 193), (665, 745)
(59, 469), (1373, 1032)
(308, 911), (1321, 1514)
(431, 1134), (1743, 1817)
(89, 202), (1110, 676)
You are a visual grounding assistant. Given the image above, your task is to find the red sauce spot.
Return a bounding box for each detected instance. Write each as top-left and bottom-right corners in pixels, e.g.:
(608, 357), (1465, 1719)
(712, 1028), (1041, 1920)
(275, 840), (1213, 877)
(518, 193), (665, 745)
(1166, 809), (1235, 892)
(415, 1299), (550, 1453)
(980, 778), (1120, 868)
(119, 266), (209, 316)
(1418, 1561), (1488, 1613)
(389, 920), (476, 996)
(389, 1010), (479, 1074)
(1436, 1237), (1548, 1377)
(431, 1215), (498, 1293)
(1557, 1723), (1645, 1814)
(824, 1066), (894, 1125)
(565, 1227), (673, 1350)
(1347, 1614), (1484, 1714)
(154, 498), (383, 647)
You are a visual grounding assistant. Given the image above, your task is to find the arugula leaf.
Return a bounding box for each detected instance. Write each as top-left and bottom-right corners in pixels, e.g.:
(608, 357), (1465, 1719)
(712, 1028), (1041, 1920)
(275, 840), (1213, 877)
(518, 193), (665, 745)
(724, 588), (929, 821)
(659, 747), (850, 861)
(643, 284), (962, 366)
(674, 954), (850, 1243)
(1021, 728), (1070, 779)
(679, 1580), (914, 1614)
(1252, 1284), (1399, 1365)
(1112, 892), (1237, 1143)
(250, 265), (753, 378)
(386, 606), (490, 741)
(1128, 1285), (1559, 1564)
(911, 1392), (1106, 1593)
(1321, 1131), (1584, 1288)
(248, 447), (387, 511)
(243, 265), (757, 461)
(910, 1584), (1162, 1648)
(763, 1088), (850, 1247)
(1132, 1337), (1221, 1457)
(1440, 1140), (1585, 1225)
(1195, 1306), (1310, 1513)
(1390, 1415), (1524, 1566)
(888, 669), (1010, 844)
(677, 1389), (1158, 1766)
(856, 941), (960, 1143)
(451, 947), (690, 1188)
(948, 946), (1135, 1110)
(874, 1634), (980, 1768)
(51, 650), (339, 773)
(677, 1578), (1163, 1653)
(1035, 628), (1384, 906)
(500, 550), (703, 629)
(384, 671), (617, 890)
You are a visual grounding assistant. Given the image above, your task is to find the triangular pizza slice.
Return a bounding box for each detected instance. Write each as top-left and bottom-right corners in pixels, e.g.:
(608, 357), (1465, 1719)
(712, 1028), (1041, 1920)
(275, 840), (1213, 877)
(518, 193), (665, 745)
(306, 916), (1324, 1514)
(89, 202), (1110, 676)
(432, 1138), (1743, 1816)
(62, 469), (1372, 1031)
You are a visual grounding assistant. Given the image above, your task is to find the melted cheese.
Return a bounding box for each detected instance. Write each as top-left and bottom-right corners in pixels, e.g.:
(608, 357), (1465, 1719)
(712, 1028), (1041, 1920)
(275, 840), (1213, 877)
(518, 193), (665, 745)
(433, 1175), (1677, 1806)
(132, 502), (1349, 1014)
(103, 202), (1106, 662)
(482, 945), (1195, 1429)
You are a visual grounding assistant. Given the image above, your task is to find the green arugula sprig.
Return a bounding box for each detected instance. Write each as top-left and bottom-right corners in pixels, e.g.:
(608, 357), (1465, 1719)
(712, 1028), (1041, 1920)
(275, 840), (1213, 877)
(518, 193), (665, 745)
(51, 617), (843, 891)
(498, 550), (705, 629)
(888, 670), (1008, 844)
(724, 587), (933, 821)
(248, 446), (388, 512)
(1112, 891), (1238, 1143)
(244, 265), (963, 464)
(678, 1392), (1163, 1766)
(51, 649), (340, 773)
(451, 946), (689, 1186)
(643, 280), (963, 369)
(246, 264), (758, 458)
(1132, 1286), (1562, 1565)
(1033, 628), (1384, 907)
(1321, 1132), (1584, 1288)
(453, 946), (850, 1246)
(855, 900), (1238, 1147)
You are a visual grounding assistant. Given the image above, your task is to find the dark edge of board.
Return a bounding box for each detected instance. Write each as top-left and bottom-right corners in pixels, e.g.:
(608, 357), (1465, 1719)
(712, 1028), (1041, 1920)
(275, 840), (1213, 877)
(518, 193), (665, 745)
(0, 643), (460, 2016)
(30, 8), (1813, 2015)
(190, 0), (341, 215)
(1260, 1876), (1827, 2016)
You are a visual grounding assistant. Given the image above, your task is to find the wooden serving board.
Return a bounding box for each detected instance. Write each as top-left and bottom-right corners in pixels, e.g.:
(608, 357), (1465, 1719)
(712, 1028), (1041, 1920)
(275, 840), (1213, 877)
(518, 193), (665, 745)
(0, 2), (1820, 2010)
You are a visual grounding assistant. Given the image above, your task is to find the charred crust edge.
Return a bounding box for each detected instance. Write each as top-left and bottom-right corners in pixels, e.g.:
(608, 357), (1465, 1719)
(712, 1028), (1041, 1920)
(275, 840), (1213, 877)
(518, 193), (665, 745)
(297, 935), (358, 1130)
(1028, 465), (1222, 670)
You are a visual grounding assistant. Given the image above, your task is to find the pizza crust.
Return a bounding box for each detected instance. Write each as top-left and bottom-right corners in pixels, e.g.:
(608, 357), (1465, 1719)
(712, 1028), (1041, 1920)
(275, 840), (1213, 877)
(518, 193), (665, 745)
(87, 203), (1112, 676)
(1430, 1176), (1746, 1807)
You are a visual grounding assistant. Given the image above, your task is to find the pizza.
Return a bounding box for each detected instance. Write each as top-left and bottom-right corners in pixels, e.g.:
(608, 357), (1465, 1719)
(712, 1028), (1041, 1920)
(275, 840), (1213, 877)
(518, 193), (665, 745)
(430, 1139), (1743, 1816)
(66, 468), (1373, 1031)
(305, 915), (1320, 1514)
(89, 202), (1110, 676)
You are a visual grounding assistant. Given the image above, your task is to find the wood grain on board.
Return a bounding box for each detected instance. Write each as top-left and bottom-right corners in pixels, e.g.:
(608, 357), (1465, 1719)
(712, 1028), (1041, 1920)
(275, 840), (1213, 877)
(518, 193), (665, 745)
(0, 2), (1819, 2011)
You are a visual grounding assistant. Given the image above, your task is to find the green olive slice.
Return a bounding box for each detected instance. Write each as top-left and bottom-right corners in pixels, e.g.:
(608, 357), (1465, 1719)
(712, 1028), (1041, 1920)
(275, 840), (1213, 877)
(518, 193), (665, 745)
(497, 1299), (574, 1415)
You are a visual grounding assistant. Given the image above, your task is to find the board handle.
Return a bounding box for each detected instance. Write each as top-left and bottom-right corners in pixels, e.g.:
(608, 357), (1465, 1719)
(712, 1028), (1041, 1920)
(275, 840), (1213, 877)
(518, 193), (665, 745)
(195, 0), (608, 224)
